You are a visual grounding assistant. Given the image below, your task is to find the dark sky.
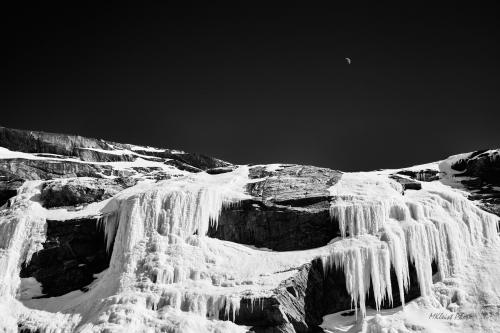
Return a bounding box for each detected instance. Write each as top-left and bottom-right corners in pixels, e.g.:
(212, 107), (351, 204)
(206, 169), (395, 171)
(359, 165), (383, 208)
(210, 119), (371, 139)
(1, 2), (499, 171)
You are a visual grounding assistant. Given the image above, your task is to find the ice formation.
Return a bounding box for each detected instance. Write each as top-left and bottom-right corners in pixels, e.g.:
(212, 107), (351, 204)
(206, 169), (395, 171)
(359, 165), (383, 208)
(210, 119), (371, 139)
(324, 172), (499, 318)
(0, 164), (333, 332)
(1, 143), (500, 332)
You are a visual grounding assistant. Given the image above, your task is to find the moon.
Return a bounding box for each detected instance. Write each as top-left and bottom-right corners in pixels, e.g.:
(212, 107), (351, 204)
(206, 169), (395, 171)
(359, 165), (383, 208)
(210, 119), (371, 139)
(345, 57), (351, 64)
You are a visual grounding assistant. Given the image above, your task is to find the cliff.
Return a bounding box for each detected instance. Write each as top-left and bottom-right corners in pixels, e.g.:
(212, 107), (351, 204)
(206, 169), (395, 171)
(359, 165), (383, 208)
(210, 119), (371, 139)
(0, 126), (499, 333)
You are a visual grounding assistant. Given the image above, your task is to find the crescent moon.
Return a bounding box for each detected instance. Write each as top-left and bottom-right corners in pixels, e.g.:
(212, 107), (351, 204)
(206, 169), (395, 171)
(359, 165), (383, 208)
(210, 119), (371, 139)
(345, 57), (351, 64)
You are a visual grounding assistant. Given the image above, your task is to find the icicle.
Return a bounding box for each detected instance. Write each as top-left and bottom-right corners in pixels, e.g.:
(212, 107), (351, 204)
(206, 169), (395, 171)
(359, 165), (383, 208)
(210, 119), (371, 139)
(322, 235), (394, 317)
(97, 211), (120, 253)
(0, 182), (46, 298)
(91, 167), (249, 328)
(326, 172), (500, 319)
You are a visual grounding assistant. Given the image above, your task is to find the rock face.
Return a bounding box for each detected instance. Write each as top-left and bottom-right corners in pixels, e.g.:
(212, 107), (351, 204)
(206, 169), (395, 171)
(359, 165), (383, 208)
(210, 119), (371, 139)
(448, 150), (500, 217)
(451, 150), (500, 184)
(247, 165), (341, 204)
(209, 165), (342, 251)
(0, 126), (230, 170)
(389, 174), (422, 191)
(40, 178), (135, 208)
(0, 158), (118, 180)
(20, 218), (108, 297)
(211, 199), (338, 251)
(232, 257), (434, 333)
(396, 169), (440, 182)
(0, 176), (22, 207)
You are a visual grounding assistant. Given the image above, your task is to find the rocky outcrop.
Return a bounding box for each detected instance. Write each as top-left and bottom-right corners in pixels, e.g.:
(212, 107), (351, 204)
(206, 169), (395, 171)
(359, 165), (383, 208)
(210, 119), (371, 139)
(451, 150), (500, 185)
(20, 217), (108, 297)
(209, 165), (342, 251)
(447, 150), (500, 218)
(232, 257), (435, 333)
(0, 175), (23, 207)
(389, 174), (422, 191)
(0, 126), (128, 160)
(396, 169), (440, 182)
(231, 260), (345, 333)
(0, 158), (126, 180)
(211, 200), (338, 251)
(40, 177), (136, 208)
(0, 126), (231, 170)
(247, 165), (341, 204)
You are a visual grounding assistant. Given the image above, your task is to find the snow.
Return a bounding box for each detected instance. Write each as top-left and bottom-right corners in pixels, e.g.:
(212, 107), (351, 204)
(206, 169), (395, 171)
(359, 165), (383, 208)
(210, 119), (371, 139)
(0, 147), (48, 160)
(0, 166), (334, 332)
(129, 145), (167, 153)
(18, 277), (44, 300)
(321, 303), (459, 333)
(1, 145), (500, 332)
(265, 163), (284, 172)
(0, 146), (189, 180)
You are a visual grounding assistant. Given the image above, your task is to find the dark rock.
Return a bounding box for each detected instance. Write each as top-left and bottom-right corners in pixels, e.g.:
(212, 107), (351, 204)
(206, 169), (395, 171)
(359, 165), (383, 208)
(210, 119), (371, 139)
(232, 257), (436, 333)
(248, 165), (342, 204)
(231, 259), (346, 332)
(40, 177), (133, 208)
(209, 166), (342, 251)
(172, 152), (231, 170)
(248, 165), (295, 179)
(0, 158), (128, 180)
(389, 175), (422, 191)
(396, 169), (440, 182)
(20, 217), (110, 297)
(73, 147), (137, 163)
(451, 150), (500, 185)
(0, 175), (23, 207)
(164, 159), (203, 173)
(447, 150), (500, 218)
(450, 150), (489, 172)
(209, 199), (339, 251)
(0, 126), (232, 171)
(0, 126), (130, 162)
(206, 166), (238, 175)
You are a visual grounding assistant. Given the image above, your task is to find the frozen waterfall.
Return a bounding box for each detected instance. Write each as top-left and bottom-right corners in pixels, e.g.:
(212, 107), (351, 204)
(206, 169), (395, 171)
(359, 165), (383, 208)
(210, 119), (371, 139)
(324, 173), (499, 317)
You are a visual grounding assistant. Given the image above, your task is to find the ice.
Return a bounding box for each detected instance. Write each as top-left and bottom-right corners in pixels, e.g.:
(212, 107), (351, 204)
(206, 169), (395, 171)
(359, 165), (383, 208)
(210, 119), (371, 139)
(324, 172), (499, 318)
(0, 181), (46, 298)
(1, 146), (500, 332)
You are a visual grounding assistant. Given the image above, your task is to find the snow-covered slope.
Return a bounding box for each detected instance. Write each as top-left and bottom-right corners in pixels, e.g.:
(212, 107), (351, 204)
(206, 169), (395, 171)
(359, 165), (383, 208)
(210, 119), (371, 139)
(0, 127), (499, 333)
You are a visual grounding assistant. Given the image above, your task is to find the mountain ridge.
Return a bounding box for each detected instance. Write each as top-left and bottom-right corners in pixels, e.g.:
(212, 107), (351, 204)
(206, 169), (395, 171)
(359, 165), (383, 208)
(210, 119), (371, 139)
(0, 126), (499, 333)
